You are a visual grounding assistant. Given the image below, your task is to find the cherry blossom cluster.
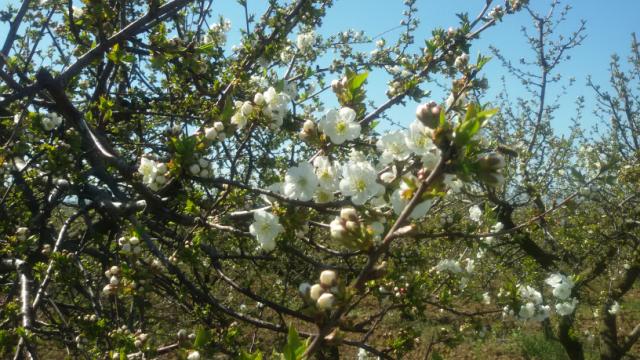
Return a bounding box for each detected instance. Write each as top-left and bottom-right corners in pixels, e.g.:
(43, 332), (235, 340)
(137, 157), (170, 191)
(118, 235), (142, 255)
(203, 19), (231, 45)
(42, 113), (63, 131)
(514, 285), (550, 321)
(545, 273), (577, 316)
(296, 31), (316, 53)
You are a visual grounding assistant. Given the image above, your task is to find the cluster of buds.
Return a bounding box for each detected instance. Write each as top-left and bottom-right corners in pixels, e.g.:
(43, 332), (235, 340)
(454, 53), (469, 71)
(489, 5), (504, 20)
(204, 121), (226, 141)
(102, 266), (121, 296)
(81, 313), (98, 322)
(42, 113), (63, 131)
(188, 156), (214, 178)
(119, 235), (142, 255)
(477, 152), (506, 186)
(416, 101), (442, 129)
(386, 80), (403, 97)
(330, 77), (348, 94)
(508, 0), (529, 12)
(329, 208), (362, 249)
(298, 119), (317, 142)
(177, 329), (196, 342)
(133, 331), (149, 349)
(299, 270), (339, 311)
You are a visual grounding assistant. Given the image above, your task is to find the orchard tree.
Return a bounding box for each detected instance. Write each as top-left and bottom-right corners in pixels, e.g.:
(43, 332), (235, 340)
(1, 0), (637, 359)
(482, 2), (640, 359)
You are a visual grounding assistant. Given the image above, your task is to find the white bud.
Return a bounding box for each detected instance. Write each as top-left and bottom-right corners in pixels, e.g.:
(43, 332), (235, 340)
(189, 164), (201, 176)
(253, 93), (265, 106)
(309, 284), (324, 301)
(187, 351), (201, 360)
(316, 293), (335, 310)
(319, 270), (337, 287)
(298, 282), (311, 296)
(204, 127), (218, 140)
(340, 207), (358, 221)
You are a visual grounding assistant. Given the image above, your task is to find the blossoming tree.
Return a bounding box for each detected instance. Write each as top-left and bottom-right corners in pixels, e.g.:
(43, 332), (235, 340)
(0, 0), (638, 359)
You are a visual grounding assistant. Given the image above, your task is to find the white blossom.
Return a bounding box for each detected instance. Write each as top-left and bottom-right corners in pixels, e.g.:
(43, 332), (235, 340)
(376, 131), (410, 165)
(469, 205), (482, 223)
(433, 259), (463, 274)
(296, 31), (316, 52)
(545, 273), (574, 300)
(42, 113), (63, 131)
(318, 107), (361, 145)
(608, 301), (620, 315)
(313, 156), (339, 191)
(283, 163), (318, 201)
(261, 87), (290, 128)
(405, 120), (440, 167)
(339, 160), (384, 205)
(390, 176), (433, 219)
(249, 210), (284, 251)
(556, 298), (578, 316)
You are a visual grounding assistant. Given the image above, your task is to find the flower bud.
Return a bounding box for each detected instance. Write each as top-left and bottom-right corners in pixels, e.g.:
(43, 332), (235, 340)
(299, 119), (317, 142)
(187, 351), (201, 360)
(177, 329), (188, 340)
(298, 282), (311, 297)
(204, 127), (218, 140)
(340, 207), (358, 221)
(213, 121), (225, 132)
(329, 218), (348, 241)
(331, 79), (343, 93)
(416, 101), (441, 129)
(129, 236), (140, 246)
(478, 153), (506, 170)
(254, 92), (265, 105)
(309, 284), (324, 301)
(55, 179), (70, 189)
(189, 164), (201, 176)
(345, 220), (359, 232)
(319, 270), (337, 287)
(454, 53), (469, 71)
(241, 101), (253, 116)
(134, 200), (147, 211)
(316, 293), (335, 310)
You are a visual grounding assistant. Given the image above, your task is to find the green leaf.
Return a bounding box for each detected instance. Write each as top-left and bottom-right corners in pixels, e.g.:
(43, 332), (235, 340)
(107, 43), (121, 63)
(281, 326), (306, 360)
(349, 72), (368, 91)
(193, 326), (210, 348)
(239, 350), (263, 360)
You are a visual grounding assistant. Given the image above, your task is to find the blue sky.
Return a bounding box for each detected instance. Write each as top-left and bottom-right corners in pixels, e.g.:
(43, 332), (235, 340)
(216, 0), (640, 133)
(2, 0), (639, 133)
